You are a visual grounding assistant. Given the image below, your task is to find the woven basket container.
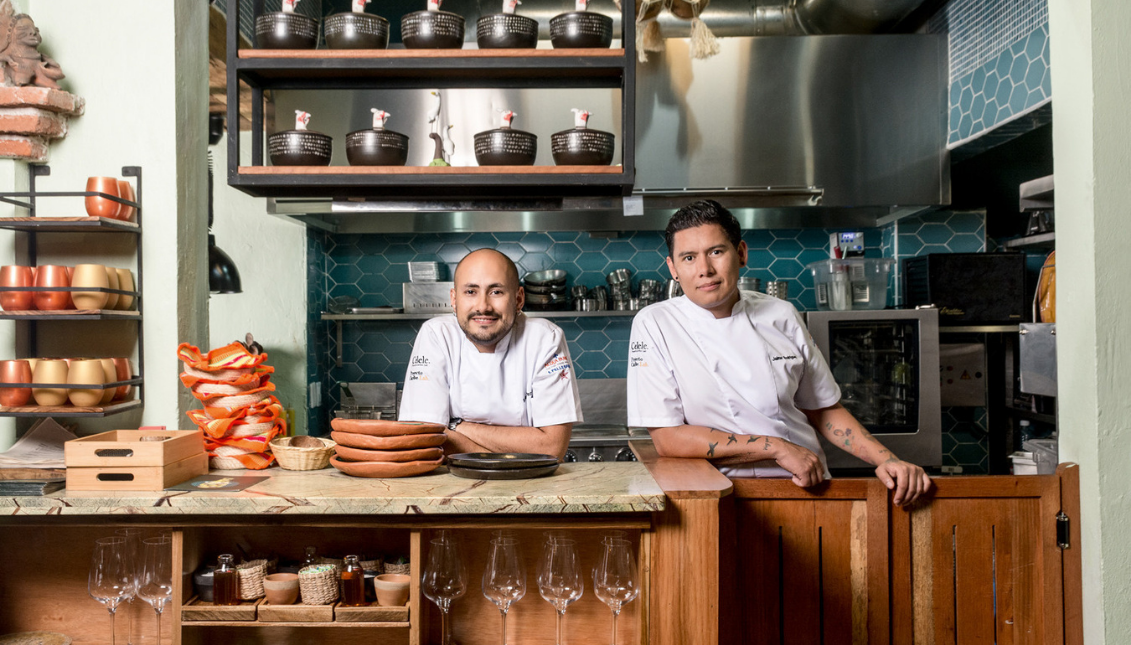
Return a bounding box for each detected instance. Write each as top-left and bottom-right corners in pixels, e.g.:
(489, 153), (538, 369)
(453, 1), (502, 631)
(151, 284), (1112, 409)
(237, 559), (268, 600)
(360, 557), (384, 573)
(299, 564), (339, 605)
(270, 436), (336, 471)
(385, 561), (410, 575)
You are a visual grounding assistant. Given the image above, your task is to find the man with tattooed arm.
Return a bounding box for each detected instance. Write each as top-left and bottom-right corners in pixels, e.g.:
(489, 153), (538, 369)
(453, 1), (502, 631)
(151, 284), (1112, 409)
(626, 201), (931, 506)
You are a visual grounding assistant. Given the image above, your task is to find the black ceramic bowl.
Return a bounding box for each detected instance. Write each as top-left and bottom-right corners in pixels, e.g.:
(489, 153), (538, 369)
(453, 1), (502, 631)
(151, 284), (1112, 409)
(346, 128), (409, 166)
(401, 10), (466, 49)
(268, 130), (333, 166)
(549, 11), (613, 49)
(551, 127), (615, 166)
(324, 12), (390, 49)
(474, 128), (537, 166)
(255, 11), (319, 49)
(476, 14), (539, 49)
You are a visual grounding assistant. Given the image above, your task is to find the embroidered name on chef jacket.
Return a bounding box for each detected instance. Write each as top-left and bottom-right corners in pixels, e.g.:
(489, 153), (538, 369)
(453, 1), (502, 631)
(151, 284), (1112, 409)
(411, 355), (430, 367)
(542, 353), (571, 380)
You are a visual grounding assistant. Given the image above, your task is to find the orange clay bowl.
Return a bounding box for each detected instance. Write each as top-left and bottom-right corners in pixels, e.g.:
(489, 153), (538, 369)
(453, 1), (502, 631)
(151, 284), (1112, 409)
(330, 455), (444, 478)
(330, 430), (447, 450)
(334, 444), (445, 463)
(330, 418), (446, 436)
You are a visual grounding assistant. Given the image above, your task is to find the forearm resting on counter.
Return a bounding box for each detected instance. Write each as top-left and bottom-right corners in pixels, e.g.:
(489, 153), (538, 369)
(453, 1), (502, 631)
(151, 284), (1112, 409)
(449, 421), (572, 459)
(647, 425), (782, 465)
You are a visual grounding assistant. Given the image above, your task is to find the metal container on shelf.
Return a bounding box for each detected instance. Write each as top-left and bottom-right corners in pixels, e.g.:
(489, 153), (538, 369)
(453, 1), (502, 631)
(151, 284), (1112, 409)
(403, 282), (454, 313)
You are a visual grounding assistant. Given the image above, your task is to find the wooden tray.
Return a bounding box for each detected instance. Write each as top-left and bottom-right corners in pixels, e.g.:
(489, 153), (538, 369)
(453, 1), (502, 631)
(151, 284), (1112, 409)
(181, 596), (262, 621)
(258, 601), (336, 622)
(65, 452), (208, 491)
(64, 429), (203, 467)
(334, 602), (409, 623)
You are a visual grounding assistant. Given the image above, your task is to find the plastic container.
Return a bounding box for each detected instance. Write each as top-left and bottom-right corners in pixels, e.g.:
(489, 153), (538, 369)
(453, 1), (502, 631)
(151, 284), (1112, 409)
(807, 258), (895, 311)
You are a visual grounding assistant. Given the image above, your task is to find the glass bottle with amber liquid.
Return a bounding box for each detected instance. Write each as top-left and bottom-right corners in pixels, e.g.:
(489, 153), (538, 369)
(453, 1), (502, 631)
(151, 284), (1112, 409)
(340, 555), (366, 607)
(213, 554), (239, 606)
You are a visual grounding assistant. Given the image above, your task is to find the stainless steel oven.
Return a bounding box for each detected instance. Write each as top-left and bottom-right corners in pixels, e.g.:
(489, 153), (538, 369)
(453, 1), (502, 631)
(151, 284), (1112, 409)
(805, 309), (941, 470)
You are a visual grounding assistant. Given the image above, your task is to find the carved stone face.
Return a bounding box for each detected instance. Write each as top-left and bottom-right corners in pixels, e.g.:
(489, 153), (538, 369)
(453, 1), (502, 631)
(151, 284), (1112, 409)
(13, 17), (41, 48)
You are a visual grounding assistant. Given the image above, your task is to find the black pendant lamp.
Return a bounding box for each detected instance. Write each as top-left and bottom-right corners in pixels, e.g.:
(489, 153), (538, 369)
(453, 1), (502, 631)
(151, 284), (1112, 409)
(207, 115), (242, 294)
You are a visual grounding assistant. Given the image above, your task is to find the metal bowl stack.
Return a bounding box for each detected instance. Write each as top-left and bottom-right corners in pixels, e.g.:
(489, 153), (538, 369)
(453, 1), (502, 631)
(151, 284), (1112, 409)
(476, 13), (539, 49)
(764, 280), (789, 300)
(523, 269), (568, 310)
(737, 276), (762, 293)
(256, 11), (319, 49)
(637, 279), (662, 308)
(606, 268), (632, 308)
(401, 10), (466, 49)
(325, 11), (391, 49)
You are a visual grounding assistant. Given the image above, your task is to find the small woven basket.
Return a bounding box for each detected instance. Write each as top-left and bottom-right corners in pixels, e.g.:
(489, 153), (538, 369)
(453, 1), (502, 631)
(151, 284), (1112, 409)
(237, 559), (268, 600)
(270, 436), (336, 471)
(359, 557), (384, 573)
(299, 564), (339, 605)
(385, 561), (410, 575)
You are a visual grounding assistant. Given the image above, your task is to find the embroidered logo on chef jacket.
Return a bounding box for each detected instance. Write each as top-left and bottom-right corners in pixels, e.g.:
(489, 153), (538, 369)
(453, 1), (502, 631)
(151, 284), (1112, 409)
(630, 341), (649, 353)
(410, 355), (430, 367)
(629, 356), (648, 368)
(542, 353), (571, 380)
(409, 370), (428, 381)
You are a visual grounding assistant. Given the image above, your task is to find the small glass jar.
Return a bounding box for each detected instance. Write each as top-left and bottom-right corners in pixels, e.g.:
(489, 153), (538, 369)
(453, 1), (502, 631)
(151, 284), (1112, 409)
(340, 554), (366, 607)
(213, 554), (239, 606)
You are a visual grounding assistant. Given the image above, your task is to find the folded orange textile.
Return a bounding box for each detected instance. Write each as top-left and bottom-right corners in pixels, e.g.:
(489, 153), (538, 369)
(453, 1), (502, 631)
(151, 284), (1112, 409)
(177, 341), (270, 372)
(203, 422), (284, 454)
(187, 397), (284, 439)
(189, 381), (276, 403)
(179, 368), (272, 390)
(210, 449), (275, 470)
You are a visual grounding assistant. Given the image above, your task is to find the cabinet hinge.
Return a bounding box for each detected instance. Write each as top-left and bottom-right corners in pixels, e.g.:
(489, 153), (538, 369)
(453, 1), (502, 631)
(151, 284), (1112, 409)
(1056, 511), (1070, 549)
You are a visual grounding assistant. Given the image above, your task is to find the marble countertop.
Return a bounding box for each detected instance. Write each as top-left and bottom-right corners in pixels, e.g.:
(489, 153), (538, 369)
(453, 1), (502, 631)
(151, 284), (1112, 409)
(0, 462), (665, 517)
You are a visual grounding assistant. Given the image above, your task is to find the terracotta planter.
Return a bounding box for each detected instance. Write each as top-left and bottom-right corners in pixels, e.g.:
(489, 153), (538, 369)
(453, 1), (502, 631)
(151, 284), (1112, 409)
(116, 180), (136, 222)
(31, 359), (68, 406)
(67, 359), (105, 407)
(0, 265), (34, 311)
(33, 265), (70, 311)
(0, 359), (32, 407)
(98, 358), (117, 405)
(85, 177), (121, 219)
(112, 357), (133, 401)
(71, 264), (109, 310)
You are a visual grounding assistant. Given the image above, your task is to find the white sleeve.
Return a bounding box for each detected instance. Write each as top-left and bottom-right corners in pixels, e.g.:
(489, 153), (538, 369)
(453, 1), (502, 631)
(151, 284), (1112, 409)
(528, 326), (583, 427)
(397, 323), (452, 426)
(626, 314), (685, 428)
(791, 310), (842, 410)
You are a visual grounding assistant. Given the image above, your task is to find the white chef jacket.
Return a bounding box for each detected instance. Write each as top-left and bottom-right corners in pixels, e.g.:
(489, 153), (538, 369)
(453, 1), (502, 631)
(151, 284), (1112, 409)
(627, 292), (841, 478)
(399, 314), (583, 429)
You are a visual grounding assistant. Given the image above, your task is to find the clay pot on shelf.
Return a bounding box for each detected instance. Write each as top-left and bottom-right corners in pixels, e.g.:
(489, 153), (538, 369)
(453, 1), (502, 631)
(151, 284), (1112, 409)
(324, 11), (390, 49)
(115, 269), (135, 311)
(347, 110), (409, 167)
(549, 11), (613, 49)
(33, 265), (70, 311)
(0, 265), (35, 311)
(112, 357), (133, 401)
(116, 180), (136, 222)
(401, 10), (466, 49)
(31, 359), (68, 407)
(268, 130), (333, 166)
(71, 264), (110, 311)
(552, 126), (615, 166)
(374, 574), (410, 606)
(85, 177), (121, 219)
(0, 359), (32, 407)
(104, 267), (120, 311)
(263, 573), (300, 605)
(476, 14), (538, 49)
(255, 11), (319, 49)
(67, 359), (105, 408)
(98, 358), (117, 405)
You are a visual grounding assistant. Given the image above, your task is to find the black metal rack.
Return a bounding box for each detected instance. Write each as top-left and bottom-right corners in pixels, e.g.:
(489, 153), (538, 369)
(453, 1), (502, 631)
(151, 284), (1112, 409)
(225, 6), (636, 199)
(0, 164), (145, 417)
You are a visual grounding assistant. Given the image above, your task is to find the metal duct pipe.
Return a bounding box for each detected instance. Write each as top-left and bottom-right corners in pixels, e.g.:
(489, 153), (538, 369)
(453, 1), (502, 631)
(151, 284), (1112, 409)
(790, 0), (926, 34)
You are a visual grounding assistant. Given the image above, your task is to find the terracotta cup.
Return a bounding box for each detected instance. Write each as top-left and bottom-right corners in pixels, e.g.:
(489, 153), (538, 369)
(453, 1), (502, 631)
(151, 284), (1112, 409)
(115, 269), (135, 311)
(67, 359), (105, 407)
(25, 358), (38, 375)
(263, 573), (299, 605)
(112, 357), (133, 401)
(97, 358), (117, 405)
(85, 177), (121, 219)
(0, 359), (32, 407)
(33, 265), (71, 311)
(71, 264), (110, 310)
(0, 265), (35, 311)
(31, 359), (68, 406)
(116, 180), (136, 222)
(103, 267), (120, 310)
(373, 574), (410, 607)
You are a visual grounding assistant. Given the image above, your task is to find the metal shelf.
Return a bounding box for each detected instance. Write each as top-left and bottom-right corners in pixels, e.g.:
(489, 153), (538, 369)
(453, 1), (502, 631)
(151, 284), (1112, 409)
(0, 217), (140, 233)
(1002, 232), (1055, 249)
(1019, 174), (1054, 212)
(939, 324), (1021, 334)
(0, 310), (140, 320)
(0, 399), (141, 418)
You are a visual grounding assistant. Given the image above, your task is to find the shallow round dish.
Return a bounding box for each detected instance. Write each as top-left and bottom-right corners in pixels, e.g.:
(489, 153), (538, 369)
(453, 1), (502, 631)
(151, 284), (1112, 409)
(330, 455), (444, 478)
(401, 10), (466, 49)
(255, 11), (319, 49)
(476, 13), (538, 49)
(549, 11), (613, 49)
(523, 269), (567, 286)
(447, 452), (559, 470)
(334, 444), (445, 463)
(324, 12), (390, 49)
(523, 282), (568, 295)
(448, 463), (559, 480)
(330, 418), (445, 437)
(331, 430), (447, 450)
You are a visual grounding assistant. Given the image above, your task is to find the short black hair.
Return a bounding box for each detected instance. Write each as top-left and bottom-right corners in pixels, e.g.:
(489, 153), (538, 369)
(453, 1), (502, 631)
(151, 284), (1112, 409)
(664, 200), (743, 257)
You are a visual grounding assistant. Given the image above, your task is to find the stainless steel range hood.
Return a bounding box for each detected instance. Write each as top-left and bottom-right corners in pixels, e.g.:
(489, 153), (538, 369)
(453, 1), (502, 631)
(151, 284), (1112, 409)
(267, 18), (948, 231)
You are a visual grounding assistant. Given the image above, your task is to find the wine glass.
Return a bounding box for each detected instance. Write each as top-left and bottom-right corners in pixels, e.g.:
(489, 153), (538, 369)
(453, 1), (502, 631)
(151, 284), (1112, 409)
(594, 538), (640, 645)
(422, 534), (468, 645)
(538, 537), (583, 645)
(89, 537), (131, 645)
(138, 537), (173, 645)
(482, 537), (526, 645)
(114, 527), (145, 645)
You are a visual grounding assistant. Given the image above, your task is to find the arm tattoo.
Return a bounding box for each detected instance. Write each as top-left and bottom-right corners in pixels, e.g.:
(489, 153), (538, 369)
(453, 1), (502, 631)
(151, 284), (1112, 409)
(747, 435), (758, 444)
(707, 441), (718, 458)
(726, 434), (737, 445)
(763, 437), (771, 451)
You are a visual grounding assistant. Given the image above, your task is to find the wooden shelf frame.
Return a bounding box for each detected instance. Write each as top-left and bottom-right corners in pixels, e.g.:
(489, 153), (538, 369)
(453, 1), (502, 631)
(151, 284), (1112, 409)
(225, 7), (636, 199)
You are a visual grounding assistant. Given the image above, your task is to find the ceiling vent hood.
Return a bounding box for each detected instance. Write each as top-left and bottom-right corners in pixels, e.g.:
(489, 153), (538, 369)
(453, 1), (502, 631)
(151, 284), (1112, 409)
(266, 0), (948, 232)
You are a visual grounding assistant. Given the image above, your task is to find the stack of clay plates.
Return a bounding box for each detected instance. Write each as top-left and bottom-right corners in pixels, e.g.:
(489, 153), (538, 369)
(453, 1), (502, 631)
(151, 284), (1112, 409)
(329, 419), (445, 477)
(447, 453), (559, 480)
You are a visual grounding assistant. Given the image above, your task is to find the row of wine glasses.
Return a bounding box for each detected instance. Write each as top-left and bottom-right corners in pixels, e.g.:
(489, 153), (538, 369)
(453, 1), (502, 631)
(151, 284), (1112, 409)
(422, 531), (639, 645)
(88, 531), (173, 645)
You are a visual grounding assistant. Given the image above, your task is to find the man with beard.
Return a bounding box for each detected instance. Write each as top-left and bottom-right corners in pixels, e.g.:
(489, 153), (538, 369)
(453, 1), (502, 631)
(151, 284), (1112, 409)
(398, 248), (582, 458)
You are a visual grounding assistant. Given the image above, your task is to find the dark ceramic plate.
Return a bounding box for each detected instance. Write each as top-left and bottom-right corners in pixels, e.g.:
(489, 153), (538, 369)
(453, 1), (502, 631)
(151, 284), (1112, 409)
(447, 452), (559, 469)
(448, 463), (559, 480)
